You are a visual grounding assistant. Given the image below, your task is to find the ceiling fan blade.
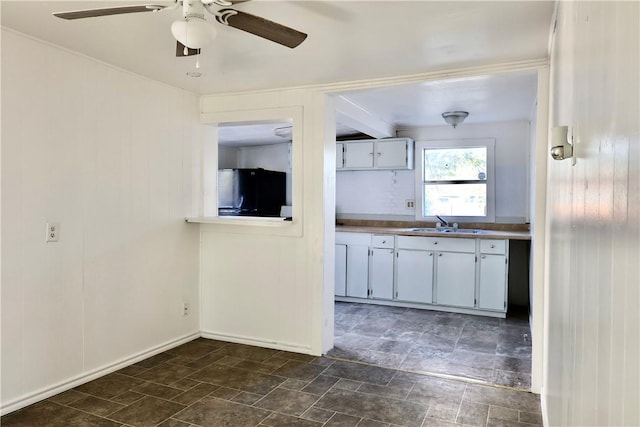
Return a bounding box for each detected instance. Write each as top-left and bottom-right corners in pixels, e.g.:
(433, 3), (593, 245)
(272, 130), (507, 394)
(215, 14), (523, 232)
(53, 5), (167, 20)
(216, 8), (307, 48)
(176, 41), (201, 57)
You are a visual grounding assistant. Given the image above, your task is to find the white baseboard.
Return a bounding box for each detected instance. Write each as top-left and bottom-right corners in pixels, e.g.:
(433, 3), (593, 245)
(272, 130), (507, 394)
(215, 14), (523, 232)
(1, 332), (200, 416)
(200, 330), (314, 355)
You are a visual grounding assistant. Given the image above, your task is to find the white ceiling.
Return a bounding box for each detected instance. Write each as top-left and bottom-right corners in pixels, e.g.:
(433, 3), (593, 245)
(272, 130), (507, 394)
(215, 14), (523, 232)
(218, 120), (292, 147)
(1, 1), (554, 95)
(1, 1), (552, 145)
(339, 69), (539, 129)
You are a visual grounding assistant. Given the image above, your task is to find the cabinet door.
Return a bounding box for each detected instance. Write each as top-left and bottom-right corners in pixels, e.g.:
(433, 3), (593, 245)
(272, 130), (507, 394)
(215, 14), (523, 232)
(375, 139), (408, 168)
(335, 244), (347, 296)
(479, 254), (507, 311)
(336, 143), (344, 169)
(370, 248), (394, 300)
(344, 141), (374, 169)
(436, 252), (476, 308)
(396, 250), (433, 303)
(346, 245), (369, 298)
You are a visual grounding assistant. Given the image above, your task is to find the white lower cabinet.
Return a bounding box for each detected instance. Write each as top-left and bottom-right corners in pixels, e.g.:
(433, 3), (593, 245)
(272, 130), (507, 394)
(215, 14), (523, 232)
(346, 245), (369, 298)
(370, 248), (394, 299)
(478, 241), (508, 311)
(396, 249), (433, 303)
(335, 232), (371, 299)
(335, 232), (509, 317)
(335, 244), (347, 297)
(435, 252), (476, 308)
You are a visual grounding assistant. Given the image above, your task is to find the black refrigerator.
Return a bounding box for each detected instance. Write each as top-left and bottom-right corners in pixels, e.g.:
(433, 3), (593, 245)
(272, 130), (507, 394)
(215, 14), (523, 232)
(218, 168), (286, 217)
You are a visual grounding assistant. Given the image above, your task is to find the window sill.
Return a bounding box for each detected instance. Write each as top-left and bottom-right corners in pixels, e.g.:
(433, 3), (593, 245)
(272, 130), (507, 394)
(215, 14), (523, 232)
(185, 216), (302, 237)
(186, 216), (288, 225)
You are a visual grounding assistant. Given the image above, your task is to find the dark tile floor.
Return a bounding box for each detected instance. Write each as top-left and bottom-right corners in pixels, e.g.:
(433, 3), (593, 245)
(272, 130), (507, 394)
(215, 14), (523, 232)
(1, 338), (541, 427)
(328, 302), (532, 390)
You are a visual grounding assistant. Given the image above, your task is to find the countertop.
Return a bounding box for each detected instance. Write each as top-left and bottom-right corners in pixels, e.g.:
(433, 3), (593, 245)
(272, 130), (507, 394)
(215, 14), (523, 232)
(336, 224), (531, 241)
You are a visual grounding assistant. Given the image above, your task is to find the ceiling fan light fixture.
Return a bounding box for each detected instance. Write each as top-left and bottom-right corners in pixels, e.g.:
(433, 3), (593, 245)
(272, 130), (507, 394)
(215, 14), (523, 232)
(442, 111), (469, 128)
(171, 17), (216, 49)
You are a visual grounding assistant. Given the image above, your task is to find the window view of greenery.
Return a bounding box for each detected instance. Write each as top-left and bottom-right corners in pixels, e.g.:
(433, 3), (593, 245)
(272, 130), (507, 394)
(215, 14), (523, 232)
(422, 147), (487, 217)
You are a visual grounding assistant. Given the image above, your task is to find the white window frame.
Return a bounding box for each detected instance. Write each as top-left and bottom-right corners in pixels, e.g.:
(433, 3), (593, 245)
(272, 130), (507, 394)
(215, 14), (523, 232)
(415, 139), (496, 223)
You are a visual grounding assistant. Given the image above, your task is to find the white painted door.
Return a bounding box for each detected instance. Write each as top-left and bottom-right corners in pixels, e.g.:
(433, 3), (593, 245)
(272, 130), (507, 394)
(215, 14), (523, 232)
(435, 252), (476, 308)
(478, 254), (507, 311)
(375, 139), (407, 168)
(336, 143), (344, 169)
(344, 141), (374, 168)
(396, 250), (433, 303)
(370, 248), (394, 299)
(346, 245), (369, 298)
(335, 244), (347, 296)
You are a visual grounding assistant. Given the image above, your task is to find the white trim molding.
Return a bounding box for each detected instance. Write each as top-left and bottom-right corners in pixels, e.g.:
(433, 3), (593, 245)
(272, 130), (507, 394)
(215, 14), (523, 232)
(0, 332), (200, 416)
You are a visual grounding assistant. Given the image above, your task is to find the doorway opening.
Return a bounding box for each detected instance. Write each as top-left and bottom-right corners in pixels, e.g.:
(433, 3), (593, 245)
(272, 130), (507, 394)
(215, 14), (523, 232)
(326, 68), (541, 391)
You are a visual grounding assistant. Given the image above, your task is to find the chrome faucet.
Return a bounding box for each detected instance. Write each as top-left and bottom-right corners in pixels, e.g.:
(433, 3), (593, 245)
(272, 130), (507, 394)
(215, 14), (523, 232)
(435, 215), (448, 227)
(435, 215), (459, 231)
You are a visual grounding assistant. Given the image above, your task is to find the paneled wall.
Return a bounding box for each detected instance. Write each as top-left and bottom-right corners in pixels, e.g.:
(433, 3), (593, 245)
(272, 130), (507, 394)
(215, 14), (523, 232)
(336, 121), (531, 223)
(1, 30), (202, 413)
(198, 89), (331, 355)
(544, 2), (639, 425)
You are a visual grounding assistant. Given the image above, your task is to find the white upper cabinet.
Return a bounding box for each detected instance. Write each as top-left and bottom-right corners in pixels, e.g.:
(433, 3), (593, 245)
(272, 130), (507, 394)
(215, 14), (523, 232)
(376, 139), (411, 168)
(344, 141), (375, 168)
(339, 138), (414, 170)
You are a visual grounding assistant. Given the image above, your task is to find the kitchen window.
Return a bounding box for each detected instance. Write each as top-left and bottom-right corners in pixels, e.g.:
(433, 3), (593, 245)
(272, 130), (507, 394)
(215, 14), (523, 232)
(415, 139), (495, 223)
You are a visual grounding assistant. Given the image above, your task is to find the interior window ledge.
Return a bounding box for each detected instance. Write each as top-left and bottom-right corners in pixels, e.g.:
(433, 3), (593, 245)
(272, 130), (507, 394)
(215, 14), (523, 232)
(185, 216), (289, 225)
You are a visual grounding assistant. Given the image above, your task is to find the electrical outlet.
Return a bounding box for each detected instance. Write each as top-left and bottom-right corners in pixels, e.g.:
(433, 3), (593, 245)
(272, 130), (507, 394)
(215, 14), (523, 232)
(45, 222), (59, 242)
(405, 199), (415, 208)
(182, 302), (189, 316)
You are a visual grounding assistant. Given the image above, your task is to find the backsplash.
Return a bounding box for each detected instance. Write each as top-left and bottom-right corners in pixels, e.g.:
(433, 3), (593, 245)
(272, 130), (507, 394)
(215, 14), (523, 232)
(336, 170), (415, 217)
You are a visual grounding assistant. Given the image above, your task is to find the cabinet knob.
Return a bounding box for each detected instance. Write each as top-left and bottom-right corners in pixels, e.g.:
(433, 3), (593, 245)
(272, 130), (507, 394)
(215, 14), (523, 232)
(482, 255), (486, 259)
(491, 244), (495, 248)
(429, 252), (433, 256)
(438, 253), (443, 257)
(434, 241), (438, 245)
(382, 240), (386, 244)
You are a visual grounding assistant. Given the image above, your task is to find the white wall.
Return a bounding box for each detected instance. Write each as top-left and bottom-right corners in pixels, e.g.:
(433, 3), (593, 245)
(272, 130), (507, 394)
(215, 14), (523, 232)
(1, 30), (202, 413)
(336, 121), (530, 223)
(198, 90), (330, 355)
(218, 146), (239, 169)
(544, 2), (639, 426)
(336, 169), (414, 219)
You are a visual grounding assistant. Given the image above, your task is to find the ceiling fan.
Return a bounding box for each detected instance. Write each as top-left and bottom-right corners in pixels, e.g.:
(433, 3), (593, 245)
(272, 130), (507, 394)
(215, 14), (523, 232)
(53, 0), (308, 57)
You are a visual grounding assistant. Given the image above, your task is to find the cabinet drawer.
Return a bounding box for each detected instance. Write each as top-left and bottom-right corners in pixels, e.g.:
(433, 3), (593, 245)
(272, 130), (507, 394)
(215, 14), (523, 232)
(397, 236), (475, 253)
(336, 232), (371, 245)
(371, 235), (394, 248)
(431, 237), (475, 252)
(480, 239), (507, 254)
(397, 235), (434, 250)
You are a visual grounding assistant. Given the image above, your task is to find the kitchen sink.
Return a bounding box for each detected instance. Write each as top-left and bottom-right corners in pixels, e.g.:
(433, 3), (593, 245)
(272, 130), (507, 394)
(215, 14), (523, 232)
(409, 227), (484, 234)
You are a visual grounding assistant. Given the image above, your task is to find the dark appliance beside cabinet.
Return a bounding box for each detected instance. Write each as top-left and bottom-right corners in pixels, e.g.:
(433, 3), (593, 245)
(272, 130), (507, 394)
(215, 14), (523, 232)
(218, 168), (286, 217)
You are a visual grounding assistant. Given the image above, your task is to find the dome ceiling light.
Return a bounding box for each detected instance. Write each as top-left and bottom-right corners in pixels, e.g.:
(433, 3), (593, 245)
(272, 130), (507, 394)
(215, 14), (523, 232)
(442, 111), (469, 128)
